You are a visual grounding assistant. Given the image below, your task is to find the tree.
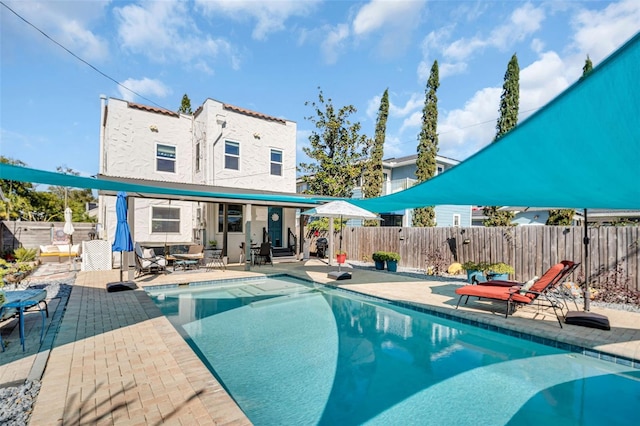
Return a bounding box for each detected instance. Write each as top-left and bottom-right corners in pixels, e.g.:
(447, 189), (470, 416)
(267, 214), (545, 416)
(485, 54), (519, 226)
(412, 61), (439, 227)
(178, 94), (193, 115)
(494, 53), (520, 141)
(49, 166), (97, 222)
(548, 55), (593, 225)
(298, 88), (369, 198)
(361, 89), (388, 226)
(1, 156), (40, 220)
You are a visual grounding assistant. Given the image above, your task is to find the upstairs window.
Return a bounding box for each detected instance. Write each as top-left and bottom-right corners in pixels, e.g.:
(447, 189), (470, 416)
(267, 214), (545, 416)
(156, 144), (176, 173)
(225, 141), (239, 170)
(270, 149), (283, 176)
(195, 142), (200, 172)
(151, 206), (180, 233)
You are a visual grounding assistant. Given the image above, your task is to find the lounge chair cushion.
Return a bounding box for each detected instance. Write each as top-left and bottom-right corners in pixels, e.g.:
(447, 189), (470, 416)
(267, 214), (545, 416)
(143, 248), (156, 258)
(455, 285), (534, 304)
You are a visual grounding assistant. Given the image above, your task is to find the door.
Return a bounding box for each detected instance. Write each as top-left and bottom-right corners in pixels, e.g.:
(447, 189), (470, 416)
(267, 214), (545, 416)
(268, 207), (283, 247)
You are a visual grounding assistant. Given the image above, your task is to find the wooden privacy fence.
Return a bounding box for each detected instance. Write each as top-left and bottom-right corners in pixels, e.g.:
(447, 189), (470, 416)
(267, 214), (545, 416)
(327, 226), (640, 291)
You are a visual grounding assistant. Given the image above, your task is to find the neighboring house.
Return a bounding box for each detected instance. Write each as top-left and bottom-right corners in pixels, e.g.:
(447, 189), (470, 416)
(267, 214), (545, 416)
(98, 96), (303, 262)
(353, 154), (471, 227)
(472, 207), (640, 226)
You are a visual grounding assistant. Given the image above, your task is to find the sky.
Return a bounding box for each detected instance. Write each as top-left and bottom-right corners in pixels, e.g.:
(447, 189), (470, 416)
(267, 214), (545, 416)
(1, 0), (639, 180)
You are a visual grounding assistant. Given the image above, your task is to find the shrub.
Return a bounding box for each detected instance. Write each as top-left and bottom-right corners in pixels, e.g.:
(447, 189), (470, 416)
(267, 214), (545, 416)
(424, 248), (448, 275)
(14, 247), (37, 262)
(386, 252), (400, 262)
(372, 251), (386, 262)
(461, 261), (489, 271)
(591, 262), (640, 307)
(487, 262), (514, 275)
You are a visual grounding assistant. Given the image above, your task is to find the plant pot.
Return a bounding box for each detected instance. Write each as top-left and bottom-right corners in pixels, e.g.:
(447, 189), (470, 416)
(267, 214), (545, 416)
(374, 260), (385, 270)
(336, 253), (347, 264)
(487, 272), (509, 281)
(466, 270), (486, 284)
(386, 260), (398, 272)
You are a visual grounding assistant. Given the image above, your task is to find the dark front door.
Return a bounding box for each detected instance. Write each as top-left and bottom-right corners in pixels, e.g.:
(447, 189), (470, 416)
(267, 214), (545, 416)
(268, 207), (283, 247)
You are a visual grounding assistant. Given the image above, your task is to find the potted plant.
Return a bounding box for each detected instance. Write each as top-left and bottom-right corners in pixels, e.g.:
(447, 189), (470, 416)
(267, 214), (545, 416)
(486, 262), (514, 281)
(208, 240), (218, 249)
(336, 250), (347, 264)
(372, 251), (386, 270)
(462, 261), (489, 284)
(385, 252), (400, 272)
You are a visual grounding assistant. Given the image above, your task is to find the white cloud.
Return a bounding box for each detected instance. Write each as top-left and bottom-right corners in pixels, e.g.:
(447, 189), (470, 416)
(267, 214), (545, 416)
(425, 2), (545, 74)
(115, 1), (237, 69)
(352, 0), (425, 37)
(570, 0), (640, 62)
(118, 78), (170, 102)
(438, 87), (501, 160)
(195, 0), (320, 41)
(320, 24), (350, 64)
(5, 0), (109, 62)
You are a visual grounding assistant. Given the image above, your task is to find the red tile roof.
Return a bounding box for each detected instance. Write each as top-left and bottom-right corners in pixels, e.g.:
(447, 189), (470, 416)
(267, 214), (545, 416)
(223, 104), (286, 124)
(127, 101), (179, 118)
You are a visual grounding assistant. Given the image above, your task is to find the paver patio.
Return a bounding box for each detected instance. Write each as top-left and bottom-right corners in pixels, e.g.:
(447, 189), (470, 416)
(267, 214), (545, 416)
(2, 259), (639, 424)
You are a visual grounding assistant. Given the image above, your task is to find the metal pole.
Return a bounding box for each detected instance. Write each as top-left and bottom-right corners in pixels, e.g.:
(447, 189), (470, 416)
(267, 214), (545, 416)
(583, 208), (590, 311)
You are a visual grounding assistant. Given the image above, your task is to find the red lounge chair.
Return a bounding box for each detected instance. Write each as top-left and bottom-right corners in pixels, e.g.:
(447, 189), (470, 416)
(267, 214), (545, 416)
(476, 260), (579, 288)
(455, 261), (579, 327)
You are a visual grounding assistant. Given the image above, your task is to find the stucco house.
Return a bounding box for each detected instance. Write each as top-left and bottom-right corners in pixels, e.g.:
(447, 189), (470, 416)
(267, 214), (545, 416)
(98, 96), (306, 262)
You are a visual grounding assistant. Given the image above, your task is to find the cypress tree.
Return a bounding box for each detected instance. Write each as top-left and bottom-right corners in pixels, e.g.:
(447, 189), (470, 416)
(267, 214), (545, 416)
(413, 61), (439, 227)
(485, 54), (519, 227)
(362, 89), (388, 226)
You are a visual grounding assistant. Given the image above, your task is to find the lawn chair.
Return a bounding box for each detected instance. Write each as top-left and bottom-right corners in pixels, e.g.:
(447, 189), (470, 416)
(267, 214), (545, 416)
(134, 243), (167, 276)
(454, 261), (579, 327)
(254, 242), (273, 266)
(0, 288), (48, 351)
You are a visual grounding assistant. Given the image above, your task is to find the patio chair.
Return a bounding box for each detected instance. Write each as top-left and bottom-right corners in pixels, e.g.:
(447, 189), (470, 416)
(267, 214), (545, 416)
(454, 261), (579, 327)
(254, 242), (273, 266)
(134, 243), (167, 276)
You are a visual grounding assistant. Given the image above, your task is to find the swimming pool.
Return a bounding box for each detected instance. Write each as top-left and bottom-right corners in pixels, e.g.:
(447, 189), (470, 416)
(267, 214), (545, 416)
(147, 275), (639, 425)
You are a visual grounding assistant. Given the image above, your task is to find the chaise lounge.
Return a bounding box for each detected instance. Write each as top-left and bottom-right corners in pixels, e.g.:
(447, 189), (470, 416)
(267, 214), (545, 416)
(455, 261), (579, 327)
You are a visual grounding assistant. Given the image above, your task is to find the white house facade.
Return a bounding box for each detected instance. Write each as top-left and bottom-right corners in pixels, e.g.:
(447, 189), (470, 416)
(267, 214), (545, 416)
(98, 96), (301, 262)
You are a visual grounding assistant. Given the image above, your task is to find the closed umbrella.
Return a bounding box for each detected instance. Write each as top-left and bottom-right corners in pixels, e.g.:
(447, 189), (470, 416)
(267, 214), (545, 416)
(63, 207), (75, 270)
(112, 192), (134, 282)
(302, 200), (380, 280)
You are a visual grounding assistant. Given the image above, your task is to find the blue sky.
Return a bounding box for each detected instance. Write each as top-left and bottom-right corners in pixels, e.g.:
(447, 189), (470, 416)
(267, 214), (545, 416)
(1, 0), (639, 179)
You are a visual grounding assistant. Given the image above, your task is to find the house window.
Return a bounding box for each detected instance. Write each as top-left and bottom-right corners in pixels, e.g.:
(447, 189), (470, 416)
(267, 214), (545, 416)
(151, 206), (180, 233)
(195, 142), (200, 172)
(453, 214), (461, 227)
(225, 141), (239, 170)
(437, 166), (444, 175)
(218, 204), (243, 233)
(156, 144), (176, 173)
(270, 149), (282, 176)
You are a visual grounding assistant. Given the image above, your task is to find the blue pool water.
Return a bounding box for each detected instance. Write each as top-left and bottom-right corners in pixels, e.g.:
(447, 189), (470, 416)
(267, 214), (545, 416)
(147, 275), (640, 425)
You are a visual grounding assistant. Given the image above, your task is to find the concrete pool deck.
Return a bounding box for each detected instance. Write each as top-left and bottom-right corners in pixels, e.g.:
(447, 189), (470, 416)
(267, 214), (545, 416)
(3, 259), (640, 424)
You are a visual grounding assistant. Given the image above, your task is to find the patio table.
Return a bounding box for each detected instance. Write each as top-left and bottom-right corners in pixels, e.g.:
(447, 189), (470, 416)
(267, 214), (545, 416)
(1, 291), (47, 352)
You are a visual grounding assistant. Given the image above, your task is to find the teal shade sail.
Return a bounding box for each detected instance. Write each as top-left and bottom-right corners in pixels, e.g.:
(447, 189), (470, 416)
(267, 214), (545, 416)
(351, 31), (640, 213)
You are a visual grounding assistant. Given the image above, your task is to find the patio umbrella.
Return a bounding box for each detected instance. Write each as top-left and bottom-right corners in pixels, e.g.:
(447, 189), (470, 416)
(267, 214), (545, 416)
(112, 192), (134, 282)
(302, 200), (380, 280)
(63, 207), (75, 270)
